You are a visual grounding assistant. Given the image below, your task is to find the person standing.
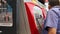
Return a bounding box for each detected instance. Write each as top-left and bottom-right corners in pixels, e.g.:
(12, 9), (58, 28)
(44, 0), (60, 34)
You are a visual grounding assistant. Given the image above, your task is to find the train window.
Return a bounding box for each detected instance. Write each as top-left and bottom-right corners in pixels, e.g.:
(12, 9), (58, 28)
(33, 6), (43, 30)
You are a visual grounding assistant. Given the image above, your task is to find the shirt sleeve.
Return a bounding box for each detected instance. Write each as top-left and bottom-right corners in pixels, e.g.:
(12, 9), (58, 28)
(44, 10), (58, 30)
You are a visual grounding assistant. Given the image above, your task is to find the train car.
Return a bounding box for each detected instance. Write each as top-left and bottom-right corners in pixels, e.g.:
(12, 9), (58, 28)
(25, 2), (46, 34)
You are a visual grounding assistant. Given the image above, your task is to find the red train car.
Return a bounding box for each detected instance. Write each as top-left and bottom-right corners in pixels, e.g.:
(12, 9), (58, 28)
(25, 2), (46, 34)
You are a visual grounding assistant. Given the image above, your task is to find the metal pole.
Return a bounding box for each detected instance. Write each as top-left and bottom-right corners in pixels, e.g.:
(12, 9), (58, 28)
(16, 0), (31, 34)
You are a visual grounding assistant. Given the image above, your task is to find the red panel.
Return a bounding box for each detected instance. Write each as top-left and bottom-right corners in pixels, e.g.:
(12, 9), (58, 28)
(25, 2), (39, 34)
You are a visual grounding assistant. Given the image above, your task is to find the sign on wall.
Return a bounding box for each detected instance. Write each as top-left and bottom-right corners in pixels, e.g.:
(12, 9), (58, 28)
(0, 0), (13, 27)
